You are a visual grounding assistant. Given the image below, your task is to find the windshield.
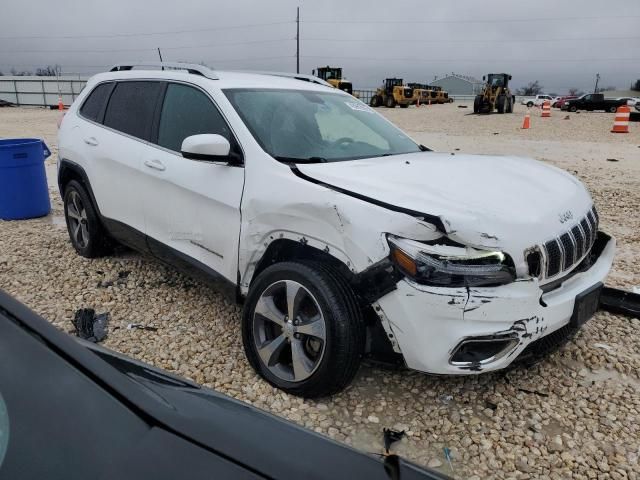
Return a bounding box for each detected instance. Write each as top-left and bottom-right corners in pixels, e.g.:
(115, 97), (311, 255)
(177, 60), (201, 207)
(224, 88), (421, 162)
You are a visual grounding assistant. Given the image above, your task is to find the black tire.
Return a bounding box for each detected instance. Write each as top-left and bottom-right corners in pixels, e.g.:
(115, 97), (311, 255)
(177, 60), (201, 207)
(63, 180), (113, 258)
(569, 105), (578, 112)
(242, 261), (365, 398)
(370, 95), (380, 107)
(497, 95), (506, 114)
(609, 105), (618, 113)
(527, 101), (534, 108)
(385, 95), (396, 108)
(399, 103), (409, 108)
(473, 95), (481, 113)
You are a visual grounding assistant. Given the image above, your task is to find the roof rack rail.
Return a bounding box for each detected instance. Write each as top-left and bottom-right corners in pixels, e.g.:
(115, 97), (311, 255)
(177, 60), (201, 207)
(109, 62), (218, 80)
(232, 70), (331, 87)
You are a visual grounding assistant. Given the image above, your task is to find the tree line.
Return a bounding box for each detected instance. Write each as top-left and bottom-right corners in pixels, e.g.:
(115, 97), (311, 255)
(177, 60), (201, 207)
(0, 65), (61, 76)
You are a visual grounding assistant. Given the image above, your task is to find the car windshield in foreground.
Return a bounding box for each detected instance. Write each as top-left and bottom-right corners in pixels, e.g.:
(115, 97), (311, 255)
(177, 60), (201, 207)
(224, 88), (421, 162)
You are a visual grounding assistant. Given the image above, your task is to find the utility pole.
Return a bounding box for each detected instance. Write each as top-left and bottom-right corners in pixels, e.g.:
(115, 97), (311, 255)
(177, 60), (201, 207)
(296, 7), (300, 74)
(594, 73), (600, 93)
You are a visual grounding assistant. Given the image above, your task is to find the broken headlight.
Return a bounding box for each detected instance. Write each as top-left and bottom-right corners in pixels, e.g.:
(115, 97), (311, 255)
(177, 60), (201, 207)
(387, 235), (515, 287)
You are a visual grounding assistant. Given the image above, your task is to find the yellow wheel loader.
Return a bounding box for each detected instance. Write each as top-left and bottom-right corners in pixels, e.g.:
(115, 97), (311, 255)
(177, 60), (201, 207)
(313, 66), (354, 95)
(370, 78), (414, 108)
(473, 73), (515, 114)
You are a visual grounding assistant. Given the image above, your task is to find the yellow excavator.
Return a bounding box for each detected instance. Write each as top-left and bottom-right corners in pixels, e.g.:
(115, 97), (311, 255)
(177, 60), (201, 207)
(370, 78), (414, 108)
(474, 73), (515, 113)
(313, 66), (354, 95)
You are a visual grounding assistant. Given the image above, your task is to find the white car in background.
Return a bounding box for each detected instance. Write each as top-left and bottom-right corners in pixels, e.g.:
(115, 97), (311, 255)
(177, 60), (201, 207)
(521, 94), (554, 107)
(616, 97), (640, 106)
(57, 62), (616, 397)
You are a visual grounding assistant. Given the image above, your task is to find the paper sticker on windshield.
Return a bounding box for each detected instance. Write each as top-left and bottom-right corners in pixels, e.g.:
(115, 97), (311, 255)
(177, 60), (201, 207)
(345, 101), (373, 113)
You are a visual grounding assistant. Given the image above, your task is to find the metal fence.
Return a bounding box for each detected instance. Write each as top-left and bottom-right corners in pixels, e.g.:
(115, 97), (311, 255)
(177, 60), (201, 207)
(0, 76), (88, 107)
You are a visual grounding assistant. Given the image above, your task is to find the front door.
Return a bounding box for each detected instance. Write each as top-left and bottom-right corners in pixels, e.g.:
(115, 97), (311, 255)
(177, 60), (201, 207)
(141, 82), (245, 284)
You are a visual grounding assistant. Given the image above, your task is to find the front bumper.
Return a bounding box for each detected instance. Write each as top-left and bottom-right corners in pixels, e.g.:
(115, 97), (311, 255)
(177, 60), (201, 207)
(376, 233), (616, 374)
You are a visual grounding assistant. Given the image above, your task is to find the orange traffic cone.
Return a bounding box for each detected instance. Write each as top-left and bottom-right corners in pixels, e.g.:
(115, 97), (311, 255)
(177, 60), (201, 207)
(611, 105), (630, 133)
(57, 95), (64, 111)
(522, 110), (531, 129)
(541, 100), (551, 118)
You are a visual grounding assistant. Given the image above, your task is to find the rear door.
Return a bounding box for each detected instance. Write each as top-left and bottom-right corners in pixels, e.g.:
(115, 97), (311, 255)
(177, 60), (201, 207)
(84, 80), (164, 249)
(141, 82), (245, 284)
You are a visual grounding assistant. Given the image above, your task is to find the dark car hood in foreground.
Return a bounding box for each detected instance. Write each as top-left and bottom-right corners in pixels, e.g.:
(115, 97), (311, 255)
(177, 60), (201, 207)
(0, 290), (446, 480)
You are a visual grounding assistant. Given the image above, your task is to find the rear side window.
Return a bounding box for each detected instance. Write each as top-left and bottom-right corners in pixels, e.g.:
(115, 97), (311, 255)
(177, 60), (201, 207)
(103, 81), (163, 141)
(79, 83), (112, 122)
(157, 83), (230, 152)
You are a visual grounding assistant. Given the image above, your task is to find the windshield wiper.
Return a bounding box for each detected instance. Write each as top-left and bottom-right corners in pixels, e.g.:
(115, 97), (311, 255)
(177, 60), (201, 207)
(274, 156), (328, 164)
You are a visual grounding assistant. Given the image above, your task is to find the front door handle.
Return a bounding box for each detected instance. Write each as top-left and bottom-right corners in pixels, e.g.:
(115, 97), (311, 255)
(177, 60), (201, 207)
(144, 159), (166, 172)
(84, 137), (99, 146)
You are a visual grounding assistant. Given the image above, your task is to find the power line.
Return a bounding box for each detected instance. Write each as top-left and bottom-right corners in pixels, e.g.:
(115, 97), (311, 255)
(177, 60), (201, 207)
(0, 55), (294, 70)
(303, 35), (640, 45)
(302, 15), (640, 24)
(1, 38), (293, 54)
(302, 55), (640, 63)
(0, 21), (295, 40)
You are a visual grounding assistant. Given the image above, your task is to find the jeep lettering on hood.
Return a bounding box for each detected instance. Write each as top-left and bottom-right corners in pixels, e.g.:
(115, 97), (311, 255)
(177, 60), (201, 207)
(295, 152), (593, 252)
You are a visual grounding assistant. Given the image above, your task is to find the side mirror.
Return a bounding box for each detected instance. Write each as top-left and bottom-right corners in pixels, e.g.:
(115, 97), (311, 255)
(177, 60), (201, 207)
(181, 134), (231, 162)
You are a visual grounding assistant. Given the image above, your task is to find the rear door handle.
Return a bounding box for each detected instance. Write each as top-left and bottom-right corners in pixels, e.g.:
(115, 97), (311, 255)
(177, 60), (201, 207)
(84, 137), (98, 146)
(144, 159), (166, 171)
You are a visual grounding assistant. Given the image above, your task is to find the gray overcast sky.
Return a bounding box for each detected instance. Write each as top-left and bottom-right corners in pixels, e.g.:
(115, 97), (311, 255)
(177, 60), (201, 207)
(1, 0), (639, 93)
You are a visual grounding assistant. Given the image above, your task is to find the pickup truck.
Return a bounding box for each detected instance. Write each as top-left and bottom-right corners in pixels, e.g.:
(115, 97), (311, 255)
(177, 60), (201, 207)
(561, 93), (626, 113)
(520, 94), (554, 107)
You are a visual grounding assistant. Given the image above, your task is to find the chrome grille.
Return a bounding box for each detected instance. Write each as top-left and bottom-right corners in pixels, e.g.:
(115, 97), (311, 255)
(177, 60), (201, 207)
(532, 206), (599, 279)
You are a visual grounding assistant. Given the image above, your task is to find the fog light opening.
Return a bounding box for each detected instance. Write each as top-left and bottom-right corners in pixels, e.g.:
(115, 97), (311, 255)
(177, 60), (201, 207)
(450, 335), (519, 366)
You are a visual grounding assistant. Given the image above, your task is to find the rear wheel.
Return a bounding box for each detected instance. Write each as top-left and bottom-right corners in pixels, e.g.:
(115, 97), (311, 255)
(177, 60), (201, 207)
(497, 95), (506, 114)
(63, 180), (113, 258)
(385, 95), (396, 108)
(609, 105), (618, 113)
(242, 261), (365, 398)
(370, 95), (381, 107)
(569, 105), (578, 112)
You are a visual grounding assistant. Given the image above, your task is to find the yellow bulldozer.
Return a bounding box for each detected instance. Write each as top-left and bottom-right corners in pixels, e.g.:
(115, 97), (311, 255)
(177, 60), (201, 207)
(473, 73), (515, 114)
(313, 66), (354, 95)
(370, 78), (414, 108)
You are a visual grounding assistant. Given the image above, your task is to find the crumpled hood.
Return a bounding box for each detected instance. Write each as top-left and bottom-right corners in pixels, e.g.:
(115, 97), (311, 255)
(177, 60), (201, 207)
(296, 152), (593, 252)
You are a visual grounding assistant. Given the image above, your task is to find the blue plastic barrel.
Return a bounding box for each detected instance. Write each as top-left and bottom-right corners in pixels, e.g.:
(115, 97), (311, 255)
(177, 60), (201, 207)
(0, 138), (51, 220)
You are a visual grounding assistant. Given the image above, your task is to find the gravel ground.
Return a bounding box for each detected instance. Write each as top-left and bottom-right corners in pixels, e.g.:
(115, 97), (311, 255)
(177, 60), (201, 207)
(1, 106), (639, 479)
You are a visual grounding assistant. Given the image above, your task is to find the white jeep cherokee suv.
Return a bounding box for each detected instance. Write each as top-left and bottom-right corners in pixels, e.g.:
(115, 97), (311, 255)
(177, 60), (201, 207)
(58, 62), (615, 397)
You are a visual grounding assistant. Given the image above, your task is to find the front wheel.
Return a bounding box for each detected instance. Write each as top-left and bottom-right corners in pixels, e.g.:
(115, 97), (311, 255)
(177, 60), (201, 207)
(569, 105), (578, 112)
(473, 95), (482, 113)
(370, 95), (381, 107)
(385, 95), (396, 108)
(527, 101), (534, 108)
(242, 262), (365, 398)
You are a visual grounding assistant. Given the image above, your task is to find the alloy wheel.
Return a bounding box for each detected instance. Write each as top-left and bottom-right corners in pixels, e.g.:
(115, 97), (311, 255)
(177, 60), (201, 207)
(66, 190), (89, 249)
(252, 280), (327, 382)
